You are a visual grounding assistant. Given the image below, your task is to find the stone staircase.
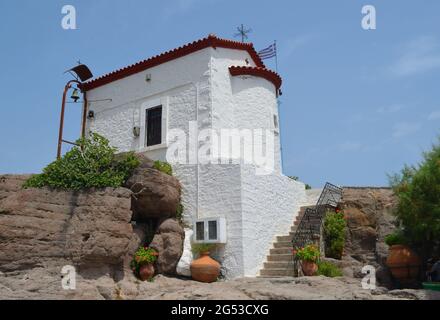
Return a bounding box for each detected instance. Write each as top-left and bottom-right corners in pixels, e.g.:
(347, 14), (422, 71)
(259, 206), (319, 277)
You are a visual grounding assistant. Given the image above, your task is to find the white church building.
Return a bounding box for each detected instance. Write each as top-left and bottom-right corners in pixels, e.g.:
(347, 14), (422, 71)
(82, 34), (307, 278)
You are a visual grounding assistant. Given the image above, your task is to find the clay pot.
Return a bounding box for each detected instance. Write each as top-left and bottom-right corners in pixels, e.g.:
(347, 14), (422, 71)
(139, 263), (155, 281)
(301, 260), (318, 276)
(386, 245), (421, 281)
(190, 252), (220, 283)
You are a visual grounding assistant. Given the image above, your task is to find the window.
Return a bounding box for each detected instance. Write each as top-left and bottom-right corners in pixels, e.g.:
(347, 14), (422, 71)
(196, 221), (205, 241)
(145, 106), (162, 147)
(193, 218), (227, 244)
(208, 220), (218, 240)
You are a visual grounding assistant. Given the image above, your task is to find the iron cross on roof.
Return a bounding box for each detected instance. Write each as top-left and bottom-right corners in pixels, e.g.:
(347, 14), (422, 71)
(234, 24), (252, 43)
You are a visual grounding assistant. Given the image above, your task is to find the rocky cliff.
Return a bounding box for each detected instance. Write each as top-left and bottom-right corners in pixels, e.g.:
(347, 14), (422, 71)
(324, 187), (397, 287)
(0, 156), (184, 299)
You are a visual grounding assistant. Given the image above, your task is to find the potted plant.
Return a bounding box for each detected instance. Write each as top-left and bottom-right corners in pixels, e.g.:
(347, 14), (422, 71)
(385, 231), (421, 282)
(131, 246), (159, 281)
(296, 244), (320, 276)
(190, 243), (220, 283)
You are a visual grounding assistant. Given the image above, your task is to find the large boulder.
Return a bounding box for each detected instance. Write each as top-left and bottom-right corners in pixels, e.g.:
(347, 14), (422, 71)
(0, 180), (138, 272)
(150, 219), (185, 275)
(340, 187), (397, 287)
(124, 154), (181, 220)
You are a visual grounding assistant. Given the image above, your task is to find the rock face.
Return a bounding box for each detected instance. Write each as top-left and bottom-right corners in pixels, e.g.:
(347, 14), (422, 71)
(339, 187), (397, 287)
(0, 174), (30, 201)
(150, 219), (185, 275)
(0, 156), (185, 284)
(124, 155), (181, 220)
(1, 272), (439, 300)
(0, 183), (138, 272)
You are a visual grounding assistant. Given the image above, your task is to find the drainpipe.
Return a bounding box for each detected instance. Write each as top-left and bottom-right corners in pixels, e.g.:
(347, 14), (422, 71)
(81, 90), (88, 139)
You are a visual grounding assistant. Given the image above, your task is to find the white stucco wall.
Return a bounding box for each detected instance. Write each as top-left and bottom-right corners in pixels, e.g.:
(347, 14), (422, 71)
(241, 166), (306, 276)
(84, 44), (305, 279)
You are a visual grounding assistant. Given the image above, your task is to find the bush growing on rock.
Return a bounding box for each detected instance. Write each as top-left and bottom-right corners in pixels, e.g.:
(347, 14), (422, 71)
(389, 138), (440, 260)
(317, 261), (343, 277)
(153, 160), (173, 176)
(23, 133), (140, 190)
(323, 211), (346, 259)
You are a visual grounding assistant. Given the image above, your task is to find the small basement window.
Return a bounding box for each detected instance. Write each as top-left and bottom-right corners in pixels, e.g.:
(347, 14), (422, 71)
(145, 106), (162, 147)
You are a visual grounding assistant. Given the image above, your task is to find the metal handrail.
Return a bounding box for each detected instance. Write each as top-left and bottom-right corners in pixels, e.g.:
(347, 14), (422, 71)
(292, 182), (342, 258)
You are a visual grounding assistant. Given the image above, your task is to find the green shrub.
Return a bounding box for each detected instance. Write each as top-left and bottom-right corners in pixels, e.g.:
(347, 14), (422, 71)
(323, 211), (346, 259)
(23, 133), (140, 191)
(153, 160), (173, 176)
(389, 138), (440, 260)
(176, 203), (184, 222)
(295, 244), (320, 262)
(191, 243), (216, 255)
(317, 261), (343, 277)
(288, 176), (312, 190)
(384, 231), (407, 246)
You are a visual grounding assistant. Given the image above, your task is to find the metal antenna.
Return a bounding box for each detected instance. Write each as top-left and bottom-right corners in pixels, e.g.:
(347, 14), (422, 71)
(234, 24), (252, 42)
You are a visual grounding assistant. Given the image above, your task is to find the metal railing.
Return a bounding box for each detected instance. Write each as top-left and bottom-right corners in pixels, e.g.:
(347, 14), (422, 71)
(292, 182), (343, 274)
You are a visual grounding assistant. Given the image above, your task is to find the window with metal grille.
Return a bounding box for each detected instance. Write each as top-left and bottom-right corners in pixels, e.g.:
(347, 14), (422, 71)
(196, 221), (205, 241)
(145, 106), (162, 147)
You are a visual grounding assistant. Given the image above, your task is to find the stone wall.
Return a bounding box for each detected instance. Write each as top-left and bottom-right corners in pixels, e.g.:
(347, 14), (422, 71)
(328, 187), (397, 287)
(0, 156), (183, 280)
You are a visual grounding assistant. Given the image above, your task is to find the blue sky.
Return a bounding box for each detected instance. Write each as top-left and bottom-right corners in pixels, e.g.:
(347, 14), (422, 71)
(0, 0), (439, 187)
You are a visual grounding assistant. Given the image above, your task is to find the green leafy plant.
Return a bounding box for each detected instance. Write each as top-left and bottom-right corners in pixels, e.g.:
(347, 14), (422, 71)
(23, 133), (140, 190)
(130, 246), (158, 277)
(153, 160), (172, 176)
(385, 230), (407, 246)
(191, 243), (216, 255)
(295, 244), (320, 262)
(176, 203), (184, 222)
(389, 138), (440, 260)
(317, 261), (343, 277)
(323, 210), (346, 259)
(288, 176), (312, 190)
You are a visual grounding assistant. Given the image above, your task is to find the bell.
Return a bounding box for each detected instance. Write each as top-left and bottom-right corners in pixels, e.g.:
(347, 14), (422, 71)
(71, 88), (80, 102)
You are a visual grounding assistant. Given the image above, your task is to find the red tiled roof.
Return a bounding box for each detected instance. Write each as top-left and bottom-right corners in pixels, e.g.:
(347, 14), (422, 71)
(229, 66), (282, 91)
(82, 34), (266, 91)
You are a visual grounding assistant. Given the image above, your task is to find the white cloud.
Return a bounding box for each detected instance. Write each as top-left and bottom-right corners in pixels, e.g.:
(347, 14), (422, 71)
(428, 111), (440, 121)
(391, 36), (440, 76)
(392, 122), (421, 138)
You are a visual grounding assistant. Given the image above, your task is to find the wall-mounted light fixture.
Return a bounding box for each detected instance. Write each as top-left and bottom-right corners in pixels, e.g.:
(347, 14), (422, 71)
(87, 110), (95, 119)
(145, 74), (152, 82)
(133, 126), (140, 137)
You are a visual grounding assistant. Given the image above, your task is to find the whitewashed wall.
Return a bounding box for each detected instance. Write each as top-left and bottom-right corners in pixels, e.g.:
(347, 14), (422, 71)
(85, 45), (306, 279)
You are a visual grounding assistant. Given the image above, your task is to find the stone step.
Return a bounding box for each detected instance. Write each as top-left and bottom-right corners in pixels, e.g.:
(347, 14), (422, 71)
(294, 219), (321, 226)
(264, 261), (293, 269)
(270, 248), (292, 255)
(259, 268), (295, 277)
(276, 235), (293, 242)
(273, 241), (293, 249)
(267, 254), (292, 262)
